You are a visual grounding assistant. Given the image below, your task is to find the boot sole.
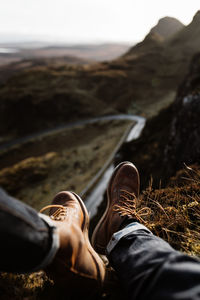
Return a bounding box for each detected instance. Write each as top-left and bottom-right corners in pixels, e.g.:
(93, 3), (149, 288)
(71, 191), (89, 231)
(91, 161), (137, 254)
(71, 192), (105, 284)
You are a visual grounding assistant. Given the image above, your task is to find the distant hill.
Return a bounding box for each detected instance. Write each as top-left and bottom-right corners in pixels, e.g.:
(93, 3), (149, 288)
(0, 11), (200, 142)
(37, 43), (132, 61)
(0, 56), (91, 85)
(0, 43), (132, 66)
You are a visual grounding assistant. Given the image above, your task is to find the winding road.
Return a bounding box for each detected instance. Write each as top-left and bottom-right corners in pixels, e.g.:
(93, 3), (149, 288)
(0, 114), (144, 153)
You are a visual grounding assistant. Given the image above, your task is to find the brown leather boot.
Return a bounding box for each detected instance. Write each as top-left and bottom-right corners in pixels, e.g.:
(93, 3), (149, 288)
(92, 161), (140, 255)
(40, 191), (105, 298)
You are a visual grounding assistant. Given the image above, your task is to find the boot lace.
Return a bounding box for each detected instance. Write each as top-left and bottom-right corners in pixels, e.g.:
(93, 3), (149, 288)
(114, 189), (151, 224)
(40, 205), (67, 221)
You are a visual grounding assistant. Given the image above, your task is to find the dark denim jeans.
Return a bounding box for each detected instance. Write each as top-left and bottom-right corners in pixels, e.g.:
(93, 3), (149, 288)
(107, 223), (200, 300)
(1, 189), (200, 300)
(0, 188), (57, 273)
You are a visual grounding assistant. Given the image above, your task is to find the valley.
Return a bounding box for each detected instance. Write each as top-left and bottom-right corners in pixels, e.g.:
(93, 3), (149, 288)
(0, 10), (200, 300)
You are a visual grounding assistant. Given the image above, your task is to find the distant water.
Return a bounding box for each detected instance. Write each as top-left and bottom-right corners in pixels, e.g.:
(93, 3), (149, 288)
(0, 48), (19, 53)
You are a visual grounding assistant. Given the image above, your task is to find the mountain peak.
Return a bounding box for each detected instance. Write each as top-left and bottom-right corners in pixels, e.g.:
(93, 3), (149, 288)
(192, 10), (200, 22)
(149, 16), (184, 40)
(123, 16), (184, 57)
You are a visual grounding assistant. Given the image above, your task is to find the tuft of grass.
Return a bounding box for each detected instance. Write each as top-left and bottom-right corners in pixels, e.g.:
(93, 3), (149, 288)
(136, 164), (200, 256)
(0, 271), (52, 300)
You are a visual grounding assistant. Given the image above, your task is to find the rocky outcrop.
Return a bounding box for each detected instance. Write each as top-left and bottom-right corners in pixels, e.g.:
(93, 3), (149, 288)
(163, 53), (200, 176)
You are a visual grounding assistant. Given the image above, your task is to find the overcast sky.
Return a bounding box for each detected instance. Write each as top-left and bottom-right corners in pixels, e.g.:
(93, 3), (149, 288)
(0, 0), (199, 44)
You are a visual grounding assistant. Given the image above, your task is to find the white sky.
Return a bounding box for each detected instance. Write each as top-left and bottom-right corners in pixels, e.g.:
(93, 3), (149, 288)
(0, 0), (199, 44)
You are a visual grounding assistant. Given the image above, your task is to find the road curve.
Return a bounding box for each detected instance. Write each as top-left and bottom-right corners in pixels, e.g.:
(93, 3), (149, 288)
(0, 114), (144, 153)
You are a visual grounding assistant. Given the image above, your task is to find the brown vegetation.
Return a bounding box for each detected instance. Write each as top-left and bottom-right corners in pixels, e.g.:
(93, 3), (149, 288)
(138, 165), (200, 255)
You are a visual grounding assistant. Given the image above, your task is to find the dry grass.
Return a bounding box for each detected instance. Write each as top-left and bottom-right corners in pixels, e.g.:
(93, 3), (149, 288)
(0, 272), (52, 300)
(135, 164), (200, 256)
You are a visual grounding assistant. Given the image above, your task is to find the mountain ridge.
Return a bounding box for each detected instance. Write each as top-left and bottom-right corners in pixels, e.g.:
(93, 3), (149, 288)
(1, 11), (200, 142)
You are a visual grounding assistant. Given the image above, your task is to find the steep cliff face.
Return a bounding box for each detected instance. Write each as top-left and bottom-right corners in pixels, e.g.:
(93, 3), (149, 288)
(163, 53), (200, 176)
(117, 53), (200, 188)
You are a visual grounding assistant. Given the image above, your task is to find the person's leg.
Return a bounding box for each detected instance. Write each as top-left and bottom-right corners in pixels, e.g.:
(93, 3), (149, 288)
(92, 161), (200, 300)
(0, 188), (59, 273)
(0, 188), (105, 297)
(107, 222), (200, 300)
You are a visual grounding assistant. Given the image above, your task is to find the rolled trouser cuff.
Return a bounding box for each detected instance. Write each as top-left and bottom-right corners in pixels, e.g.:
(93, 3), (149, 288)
(28, 213), (60, 272)
(106, 222), (152, 255)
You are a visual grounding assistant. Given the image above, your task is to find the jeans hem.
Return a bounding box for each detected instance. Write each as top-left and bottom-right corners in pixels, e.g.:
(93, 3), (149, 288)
(28, 214), (60, 272)
(106, 222), (152, 255)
